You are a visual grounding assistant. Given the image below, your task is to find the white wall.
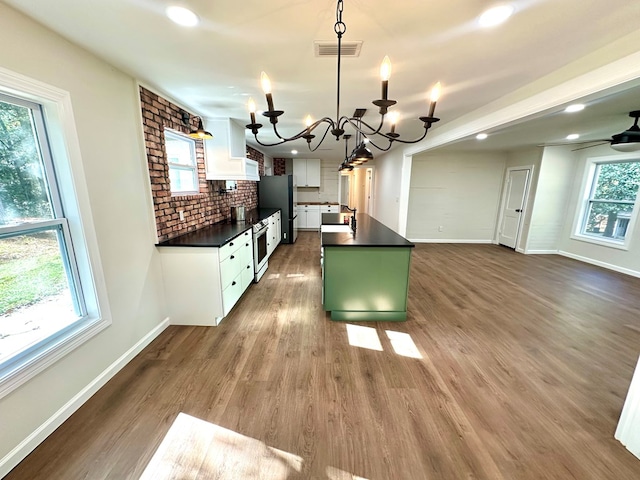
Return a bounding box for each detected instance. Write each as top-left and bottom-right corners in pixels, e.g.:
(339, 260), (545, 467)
(371, 149), (404, 232)
(0, 3), (167, 473)
(524, 146), (575, 253)
(406, 151), (506, 241)
(557, 144), (640, 276)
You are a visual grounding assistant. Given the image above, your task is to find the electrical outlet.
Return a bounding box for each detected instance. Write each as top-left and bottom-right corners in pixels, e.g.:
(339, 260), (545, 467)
(438, 225), (443, 232)
(179, 210), (184, 221)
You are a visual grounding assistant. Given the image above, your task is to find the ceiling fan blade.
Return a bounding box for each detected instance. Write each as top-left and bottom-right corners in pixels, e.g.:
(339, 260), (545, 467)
(537, 139), (610, 147)
(571, 142), (610, 151)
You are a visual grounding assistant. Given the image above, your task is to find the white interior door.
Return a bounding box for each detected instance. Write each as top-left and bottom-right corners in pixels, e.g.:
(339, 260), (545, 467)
(498, 168), (530, 248)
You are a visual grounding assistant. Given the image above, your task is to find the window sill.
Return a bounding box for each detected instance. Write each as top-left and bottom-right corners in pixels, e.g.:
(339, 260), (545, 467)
(0, 315), (110, 400)
(570, 233), (630, 251)
(171, 191), (203, 198)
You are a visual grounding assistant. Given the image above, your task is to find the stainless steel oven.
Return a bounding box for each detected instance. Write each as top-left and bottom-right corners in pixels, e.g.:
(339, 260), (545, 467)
(253, 219), (269, 281)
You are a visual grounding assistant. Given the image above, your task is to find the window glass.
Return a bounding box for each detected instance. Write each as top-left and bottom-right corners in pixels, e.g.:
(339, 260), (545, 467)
(164, 130), (198, 195)
(0, 228), (78, 364)
(581, 160), (640, 242)
(0, 100), (54, 225)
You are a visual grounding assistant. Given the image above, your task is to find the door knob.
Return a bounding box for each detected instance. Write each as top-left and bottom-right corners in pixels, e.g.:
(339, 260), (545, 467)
(515, 209), (522, 213)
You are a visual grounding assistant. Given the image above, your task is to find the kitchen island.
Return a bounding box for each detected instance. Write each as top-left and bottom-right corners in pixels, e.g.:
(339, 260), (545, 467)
(321, 213), (414, 321)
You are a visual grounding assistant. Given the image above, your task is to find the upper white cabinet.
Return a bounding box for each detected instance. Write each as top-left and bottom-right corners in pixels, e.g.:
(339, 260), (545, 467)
(204, 118), (260, 182)
(293, 158), (321, 187)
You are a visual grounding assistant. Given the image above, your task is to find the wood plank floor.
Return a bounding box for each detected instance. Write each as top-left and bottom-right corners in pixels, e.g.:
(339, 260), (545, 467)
(6, 233), (640, 479)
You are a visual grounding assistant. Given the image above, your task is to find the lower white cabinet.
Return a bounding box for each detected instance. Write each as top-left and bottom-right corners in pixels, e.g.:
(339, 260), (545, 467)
(267, 211), (282, 257)
(296, 204), (320, 230)
(159, 229), (254, 326)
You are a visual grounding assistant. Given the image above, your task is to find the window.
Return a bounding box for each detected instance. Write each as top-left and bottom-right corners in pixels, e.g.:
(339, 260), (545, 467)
(0, 93), (87, 371)
(0, 79), (107, 398)
(576, 157), (640, 248)
(164, 130), (198, 195)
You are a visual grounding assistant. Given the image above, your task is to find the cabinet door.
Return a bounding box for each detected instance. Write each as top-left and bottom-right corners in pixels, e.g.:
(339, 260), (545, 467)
(307, 209), (320, 229)
(296, 209), (307, 228)
(292, 160), (308, 187)
(305, 159), (321, 187)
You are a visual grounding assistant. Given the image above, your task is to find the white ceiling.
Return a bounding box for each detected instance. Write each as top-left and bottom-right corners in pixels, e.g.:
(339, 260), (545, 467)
(4, 0), (640, 161)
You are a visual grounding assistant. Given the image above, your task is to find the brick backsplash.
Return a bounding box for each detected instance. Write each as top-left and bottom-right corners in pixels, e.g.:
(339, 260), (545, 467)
(274, 158), (286, 175)
(140, 86), (262, 243)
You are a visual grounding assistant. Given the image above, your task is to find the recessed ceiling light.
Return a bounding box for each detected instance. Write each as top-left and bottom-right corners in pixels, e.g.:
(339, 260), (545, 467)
(479, 4), (514, 28)
(476, 133), (488, 140)
(291, 150), (298, 155)
(565, 104), (585, 113)
(166, 6), (199, 27)
(566, 134), (580, 140)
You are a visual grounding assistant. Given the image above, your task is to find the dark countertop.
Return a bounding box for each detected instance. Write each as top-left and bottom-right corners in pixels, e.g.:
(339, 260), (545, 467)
(157, 208), (280, 247)
(321, 213), (414, 248)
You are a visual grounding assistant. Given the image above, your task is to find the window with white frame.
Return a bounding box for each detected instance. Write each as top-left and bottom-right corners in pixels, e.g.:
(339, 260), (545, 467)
(576, 157), (640, 247)
(164, 129), (198, 195)
(0, 92), (90, 383)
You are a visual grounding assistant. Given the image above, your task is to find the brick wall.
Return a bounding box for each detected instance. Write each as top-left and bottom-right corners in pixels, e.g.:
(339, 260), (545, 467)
(140, 86), (261, 243)
(274, 158), (286, 175)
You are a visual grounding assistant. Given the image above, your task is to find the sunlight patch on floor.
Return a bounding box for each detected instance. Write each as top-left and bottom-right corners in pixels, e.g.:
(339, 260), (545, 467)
(346, 324), (383, 351)
(326, 465), (370, 479)
(386, 330), (423, 359)
(140, 413), (303, 479)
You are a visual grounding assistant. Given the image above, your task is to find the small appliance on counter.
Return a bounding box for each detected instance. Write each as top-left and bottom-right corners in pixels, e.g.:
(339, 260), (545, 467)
(230, 205), (246, 223)
(258, 175), (298, 243)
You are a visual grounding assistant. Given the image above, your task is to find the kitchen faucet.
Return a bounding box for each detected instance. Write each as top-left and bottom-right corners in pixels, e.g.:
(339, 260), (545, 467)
(341, 205), (357, 232)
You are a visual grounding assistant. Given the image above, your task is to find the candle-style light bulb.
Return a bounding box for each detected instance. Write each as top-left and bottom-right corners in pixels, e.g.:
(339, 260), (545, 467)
(430, 81), (442, 102)
(380, 56), (392, 81)
(260, 72), (272, 94)
(305, 115), (313, 128)
(248, 97), (257, 124)
(388, 111), (400, 134)
(428, 81), (442, 117)
(261, 72), (275, 112)
(380, 56), (391, 100)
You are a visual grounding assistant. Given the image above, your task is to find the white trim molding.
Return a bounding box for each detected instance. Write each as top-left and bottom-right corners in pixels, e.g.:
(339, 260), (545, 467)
(558, 250), (640, 278)
(0, 318), (170, 478)
(408, 239), (494, 244)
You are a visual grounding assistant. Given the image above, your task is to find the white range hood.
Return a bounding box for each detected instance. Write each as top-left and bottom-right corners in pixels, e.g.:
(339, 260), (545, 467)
(204, 118), (260, 182)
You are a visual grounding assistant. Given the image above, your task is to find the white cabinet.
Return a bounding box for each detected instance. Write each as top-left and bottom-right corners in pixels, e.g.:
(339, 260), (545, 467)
(320, 204), (340, 213)
(267, 211), (281, 257)
(204, 118), (260, 181)
(293, 158), (321, 187)
(297, 204), (320, 230)
(158, 229), (254, 326)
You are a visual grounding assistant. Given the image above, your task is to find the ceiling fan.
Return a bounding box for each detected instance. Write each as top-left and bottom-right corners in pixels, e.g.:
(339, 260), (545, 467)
(545, 110), (640, 152)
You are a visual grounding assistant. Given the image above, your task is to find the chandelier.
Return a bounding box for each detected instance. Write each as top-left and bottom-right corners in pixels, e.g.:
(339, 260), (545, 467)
(245, 0), (442, 169)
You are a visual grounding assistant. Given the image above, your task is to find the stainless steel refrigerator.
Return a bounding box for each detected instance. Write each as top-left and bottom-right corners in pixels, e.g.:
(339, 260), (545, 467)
(258, 175), (298, 243)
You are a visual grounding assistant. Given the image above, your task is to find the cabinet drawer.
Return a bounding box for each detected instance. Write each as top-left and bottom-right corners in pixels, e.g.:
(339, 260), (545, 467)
(220, 251), (243, 289)
(222, 272), (243, 316)
(219, 230), (251, 261)
(241, 261), (254, 290)
(321, 204), (339, 213)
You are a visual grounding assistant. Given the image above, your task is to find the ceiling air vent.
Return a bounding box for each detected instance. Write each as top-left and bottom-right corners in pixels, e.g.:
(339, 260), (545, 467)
(314, 40), (362, 57)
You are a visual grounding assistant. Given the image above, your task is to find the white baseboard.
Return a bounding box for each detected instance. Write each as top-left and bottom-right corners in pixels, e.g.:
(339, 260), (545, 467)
(408, 238), (494, 244)
(558, 251), (640, 278)
(524, 249), (559, 254)
(0, 317), (170, 478)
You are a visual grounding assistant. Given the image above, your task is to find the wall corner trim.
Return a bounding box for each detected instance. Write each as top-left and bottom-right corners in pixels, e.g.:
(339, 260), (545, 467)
(0, 318), (171, 478)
